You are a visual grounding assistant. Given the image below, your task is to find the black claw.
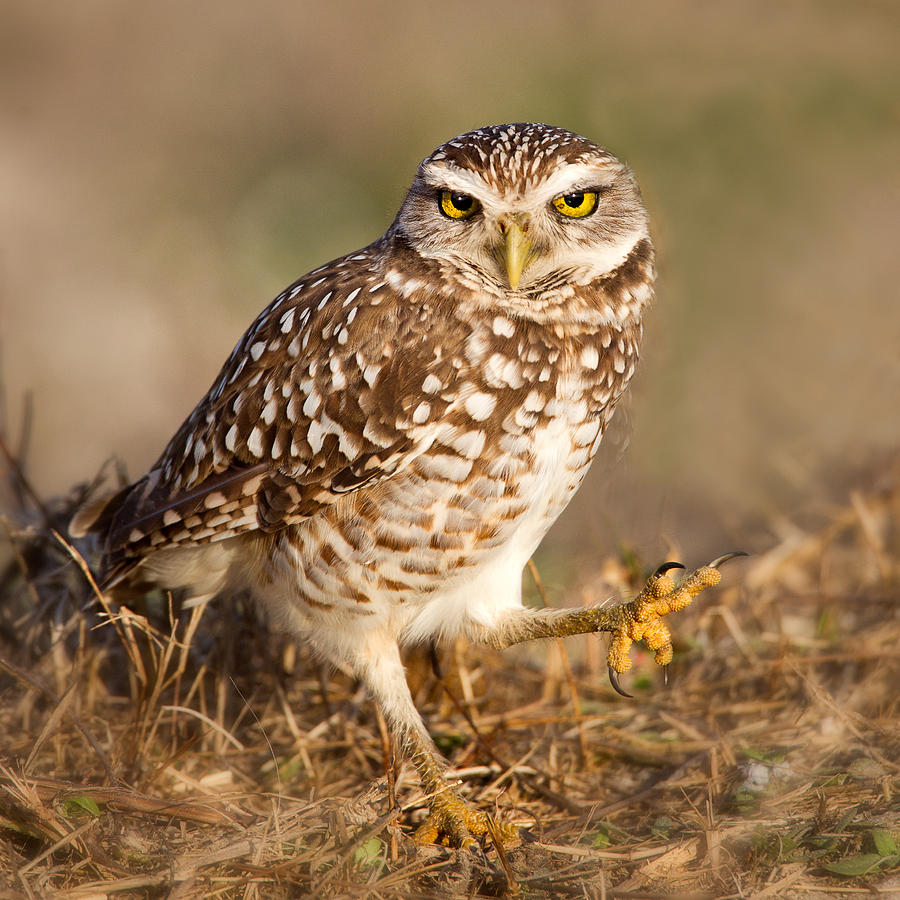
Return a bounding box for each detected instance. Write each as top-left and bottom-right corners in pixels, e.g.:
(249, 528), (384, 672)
(608, 666), (634, 698)
(429, 642), (443, 680)
(708, 550), (749, 569)
(654, 561), (685, 578)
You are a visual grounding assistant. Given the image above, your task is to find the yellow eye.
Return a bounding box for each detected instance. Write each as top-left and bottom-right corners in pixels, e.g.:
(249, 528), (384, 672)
(552, 190), (599, 218)
(440, 190), (480, 219)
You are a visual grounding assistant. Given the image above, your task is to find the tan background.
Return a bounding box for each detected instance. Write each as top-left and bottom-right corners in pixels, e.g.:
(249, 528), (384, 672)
(2, 1), (899, 573)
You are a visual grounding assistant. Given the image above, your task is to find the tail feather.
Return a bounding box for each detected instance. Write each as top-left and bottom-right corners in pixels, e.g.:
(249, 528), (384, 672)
(68, 482), (143, 590)
(68, 489), (123, 538)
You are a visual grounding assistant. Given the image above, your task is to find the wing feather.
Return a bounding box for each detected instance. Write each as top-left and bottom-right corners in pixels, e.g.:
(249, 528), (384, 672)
(77, 240), (462, 585)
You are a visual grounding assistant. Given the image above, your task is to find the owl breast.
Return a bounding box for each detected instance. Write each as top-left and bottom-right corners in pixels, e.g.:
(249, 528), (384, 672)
(258, 319), (639, 647)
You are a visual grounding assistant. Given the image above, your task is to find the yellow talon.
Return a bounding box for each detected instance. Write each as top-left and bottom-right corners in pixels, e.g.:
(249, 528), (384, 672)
(607, 559), (732, 684)
(413, 788), (518, 848)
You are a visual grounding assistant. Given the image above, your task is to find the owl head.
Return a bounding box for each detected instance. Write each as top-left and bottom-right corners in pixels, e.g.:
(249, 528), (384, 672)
(393, 123), (650, 301)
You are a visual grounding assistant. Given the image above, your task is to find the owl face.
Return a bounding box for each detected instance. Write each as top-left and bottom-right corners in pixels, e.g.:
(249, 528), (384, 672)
(395, 123), (650, 298)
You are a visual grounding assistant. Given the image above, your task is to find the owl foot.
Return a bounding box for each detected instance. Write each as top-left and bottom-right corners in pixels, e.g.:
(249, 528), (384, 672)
(413, 788), (518, 849)
(606, 552), (747, 697)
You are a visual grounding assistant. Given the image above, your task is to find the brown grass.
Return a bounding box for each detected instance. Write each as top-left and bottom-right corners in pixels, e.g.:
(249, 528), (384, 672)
(1, 446), (898, 898)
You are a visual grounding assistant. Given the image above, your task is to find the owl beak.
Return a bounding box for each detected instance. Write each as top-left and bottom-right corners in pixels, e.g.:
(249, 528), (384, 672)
(498, 214), (533, 290)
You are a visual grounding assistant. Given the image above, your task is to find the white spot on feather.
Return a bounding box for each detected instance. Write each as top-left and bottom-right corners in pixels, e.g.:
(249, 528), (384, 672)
(303, 391), (321, 417)
(464, 391), (497, 421)
(262, 398), (278, 425)
(338, 428), (361, 458)
(386, 269), (422, 297)
(580, 346), (600, 369)
(422, 374), (443, 394)
(248, 427), (264, 457)
(573, 420), (601, 447)
(416, 453), (473, 483)
(447, 429), (485, 458)
(492, 316), (515, 337)
(306, 420), (325, 455)
(524, 389), (546, 411)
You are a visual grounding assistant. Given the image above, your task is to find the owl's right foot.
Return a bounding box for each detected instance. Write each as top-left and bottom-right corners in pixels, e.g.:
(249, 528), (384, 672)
(606, 552), (747, 696)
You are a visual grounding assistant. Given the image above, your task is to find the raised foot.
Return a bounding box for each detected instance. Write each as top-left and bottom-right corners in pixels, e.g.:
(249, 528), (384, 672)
(607, 552), (747, 697)
(413, 788), (519, 849)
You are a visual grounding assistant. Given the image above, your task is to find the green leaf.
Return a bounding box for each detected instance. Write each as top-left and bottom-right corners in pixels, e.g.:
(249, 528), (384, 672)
(732, 786), (759, 813)
(277, 755), (306, 781)
(835, 805), (859, 832)
(353, 837), (383, 867)
(741, 746), (786, 764)
(741, 747), (769, 763)
(871, 828), (898, 856)
(806, 834), (838, 852)
(433, 731), (466, 753)
(62, 795), (102, 818)
(823, 853), (886, 876)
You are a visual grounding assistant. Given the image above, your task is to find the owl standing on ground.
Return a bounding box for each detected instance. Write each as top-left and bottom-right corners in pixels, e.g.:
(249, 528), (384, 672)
(72, 123), (736, 846)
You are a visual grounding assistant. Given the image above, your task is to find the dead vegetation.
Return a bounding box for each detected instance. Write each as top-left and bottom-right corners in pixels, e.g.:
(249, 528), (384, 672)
(1, 440), (898, 899)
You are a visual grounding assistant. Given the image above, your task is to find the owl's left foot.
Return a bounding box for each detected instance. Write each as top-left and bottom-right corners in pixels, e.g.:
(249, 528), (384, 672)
(413, 787), (518, 849)
(606, 552), (747, 697)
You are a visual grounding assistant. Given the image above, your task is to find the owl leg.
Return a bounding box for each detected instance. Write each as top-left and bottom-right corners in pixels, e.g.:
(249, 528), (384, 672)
(479, 554), (744, 686)
(348, 630), (517, 848)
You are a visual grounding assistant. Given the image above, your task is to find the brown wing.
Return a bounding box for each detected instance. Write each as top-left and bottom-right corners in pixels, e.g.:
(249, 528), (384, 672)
(78, 237), (463, 586)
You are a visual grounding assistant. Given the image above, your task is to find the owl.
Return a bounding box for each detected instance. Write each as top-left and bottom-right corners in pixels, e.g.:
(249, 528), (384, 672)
(72, 123), (736, 846)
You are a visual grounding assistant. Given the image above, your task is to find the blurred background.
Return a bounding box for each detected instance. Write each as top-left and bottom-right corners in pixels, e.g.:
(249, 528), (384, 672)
(2, 1), (898, 576)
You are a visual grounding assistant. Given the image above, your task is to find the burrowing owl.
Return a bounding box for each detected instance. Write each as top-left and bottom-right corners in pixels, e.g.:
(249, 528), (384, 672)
(72, 123), (736, 846)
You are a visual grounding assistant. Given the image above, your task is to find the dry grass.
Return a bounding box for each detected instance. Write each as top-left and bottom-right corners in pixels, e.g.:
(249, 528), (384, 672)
(1, 446), (898, 898)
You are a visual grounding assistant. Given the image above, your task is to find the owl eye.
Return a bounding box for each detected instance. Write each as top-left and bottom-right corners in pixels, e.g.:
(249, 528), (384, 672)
(552, 190), (599, 218)
(439, 190), (480, 220)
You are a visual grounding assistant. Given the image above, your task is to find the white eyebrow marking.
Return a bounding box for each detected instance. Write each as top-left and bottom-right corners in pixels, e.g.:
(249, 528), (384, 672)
(420, 159), (617, 210)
